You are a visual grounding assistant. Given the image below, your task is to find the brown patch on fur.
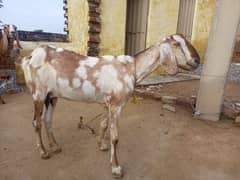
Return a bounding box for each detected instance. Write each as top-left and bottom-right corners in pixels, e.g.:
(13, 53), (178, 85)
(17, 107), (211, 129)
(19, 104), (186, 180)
(45, 46), (86, 79)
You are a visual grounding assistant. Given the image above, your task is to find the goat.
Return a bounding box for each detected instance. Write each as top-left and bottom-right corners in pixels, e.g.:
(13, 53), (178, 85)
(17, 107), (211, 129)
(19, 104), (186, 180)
(17, 34), (200, 178)
(0, 24), (22, 103)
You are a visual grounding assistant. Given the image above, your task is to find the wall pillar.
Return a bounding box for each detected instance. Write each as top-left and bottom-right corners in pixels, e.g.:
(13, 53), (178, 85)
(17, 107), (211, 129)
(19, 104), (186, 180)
(195, 0), (240, 121)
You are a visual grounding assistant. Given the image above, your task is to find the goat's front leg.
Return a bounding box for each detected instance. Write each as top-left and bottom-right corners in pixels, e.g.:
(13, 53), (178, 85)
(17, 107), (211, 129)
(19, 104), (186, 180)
(98, 106), (109, 151)
(33, 100), (50, 159)
(109, 105), (123, 178)
(43, 97), (61, 154)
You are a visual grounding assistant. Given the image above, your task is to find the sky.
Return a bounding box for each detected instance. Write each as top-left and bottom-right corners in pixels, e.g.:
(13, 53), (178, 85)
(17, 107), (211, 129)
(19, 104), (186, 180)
(0, 0), (65, 34)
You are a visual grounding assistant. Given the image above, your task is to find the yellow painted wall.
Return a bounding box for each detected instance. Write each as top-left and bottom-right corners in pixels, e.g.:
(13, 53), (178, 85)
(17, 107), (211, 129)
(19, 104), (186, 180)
(99, 0), (127, 55)
(67, 0), (89, 54)
(191, 0), (216, 62)
(146, 0), (179, 47)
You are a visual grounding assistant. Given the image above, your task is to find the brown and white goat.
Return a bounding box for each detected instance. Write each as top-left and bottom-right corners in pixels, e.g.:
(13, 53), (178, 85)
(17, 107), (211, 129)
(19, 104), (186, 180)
(18, 34), (199, 178)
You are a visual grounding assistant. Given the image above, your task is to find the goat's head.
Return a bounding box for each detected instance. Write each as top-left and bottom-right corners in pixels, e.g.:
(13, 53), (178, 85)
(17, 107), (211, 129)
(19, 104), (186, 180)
(2, 24), (22, 49)
(158, 34), (200, 75)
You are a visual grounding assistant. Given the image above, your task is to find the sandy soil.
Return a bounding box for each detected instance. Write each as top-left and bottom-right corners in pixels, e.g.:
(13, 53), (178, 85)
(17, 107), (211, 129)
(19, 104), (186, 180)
(1, 81), (240, 180)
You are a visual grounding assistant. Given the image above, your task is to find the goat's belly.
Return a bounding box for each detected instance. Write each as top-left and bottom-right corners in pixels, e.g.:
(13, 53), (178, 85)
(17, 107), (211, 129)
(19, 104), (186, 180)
(56, 88), (104, 103)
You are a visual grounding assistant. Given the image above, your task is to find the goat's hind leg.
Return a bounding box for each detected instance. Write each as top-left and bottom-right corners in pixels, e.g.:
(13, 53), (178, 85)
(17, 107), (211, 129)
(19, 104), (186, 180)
(98, 106), (109, 151)
(0, 96), (6, 104)
(33, 100), (50, 159)
(43, 94), (61, 154)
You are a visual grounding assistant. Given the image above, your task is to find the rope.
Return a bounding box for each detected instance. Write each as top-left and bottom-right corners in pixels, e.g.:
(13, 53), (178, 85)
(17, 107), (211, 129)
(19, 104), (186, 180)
(131, 58), (138, 104)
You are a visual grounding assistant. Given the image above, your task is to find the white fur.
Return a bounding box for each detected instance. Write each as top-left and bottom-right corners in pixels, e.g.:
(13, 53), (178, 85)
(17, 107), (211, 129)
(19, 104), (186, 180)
(126, 56), (134, 63)
(117, 55), (127, 63)
(124, 74), (134, 91)
(80, 57), (99, 67)
(48, 45), (56, 49)
(159, 43), (174, 64)
(33, 89), (45, 101)
(36, 64), (57, 92)
(56, 48), (64, 52)
(172, 35), (191, 60)
(82, 80), (95, 97)
(57, 78), (69, 88)
(117, 55), (133, 63)
(72, 78), (81, 88)
(96, 65), (123, 95)
(102, 55), (114, 62)
(21, 58), (32, 84)
(76, 66), (87, 79)
(30, 47), (47, 68)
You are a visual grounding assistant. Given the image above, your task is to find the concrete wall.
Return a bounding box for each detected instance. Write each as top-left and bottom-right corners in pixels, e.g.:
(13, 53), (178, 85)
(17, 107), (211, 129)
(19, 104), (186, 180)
(191, 0), (216, 62)
(99, 0), (127, 55)
(146, 0), (179, 47)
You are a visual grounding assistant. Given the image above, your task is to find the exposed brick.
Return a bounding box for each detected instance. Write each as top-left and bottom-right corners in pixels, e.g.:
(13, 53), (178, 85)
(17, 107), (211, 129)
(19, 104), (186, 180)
(88, 42), (100, 49)
(64, 27), (69, 33)
(88, 0), (101, 4)
(89, 35), (100, 43)
(64, 12), (68, 18)
(89, 27), (100, 33)
(89, 6), (100, 14)
(88, 0), (101, 56)
(63, 5), (68, 11)
(89, 17), (101, 23)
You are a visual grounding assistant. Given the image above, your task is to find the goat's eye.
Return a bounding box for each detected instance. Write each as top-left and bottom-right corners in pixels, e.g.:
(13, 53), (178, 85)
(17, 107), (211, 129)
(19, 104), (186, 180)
(174, 42), (180, 47)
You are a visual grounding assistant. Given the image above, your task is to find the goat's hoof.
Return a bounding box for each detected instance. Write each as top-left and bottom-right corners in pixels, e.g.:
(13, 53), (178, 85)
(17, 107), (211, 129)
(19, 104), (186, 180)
(51, 146), (62, 154)
(99, 142), (109, 151)
(112, 166), (123, 179)
(40, 152), (51, 159)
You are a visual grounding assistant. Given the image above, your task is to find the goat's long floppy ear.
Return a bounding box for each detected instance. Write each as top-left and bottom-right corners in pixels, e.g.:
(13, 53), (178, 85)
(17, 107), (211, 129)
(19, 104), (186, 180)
(15, 32), (22, 49)
(161, 55), (178, 75)
(14, 26), (22, 49)
(160, 44), (178, 75)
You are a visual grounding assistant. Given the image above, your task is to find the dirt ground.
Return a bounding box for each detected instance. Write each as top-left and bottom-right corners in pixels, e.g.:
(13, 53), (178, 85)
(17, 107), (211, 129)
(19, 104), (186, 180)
(1, 80), (240, 180)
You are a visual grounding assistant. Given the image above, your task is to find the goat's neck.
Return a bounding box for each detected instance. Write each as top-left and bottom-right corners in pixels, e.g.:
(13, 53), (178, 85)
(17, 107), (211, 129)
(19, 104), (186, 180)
(133, 45), (160, 84)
